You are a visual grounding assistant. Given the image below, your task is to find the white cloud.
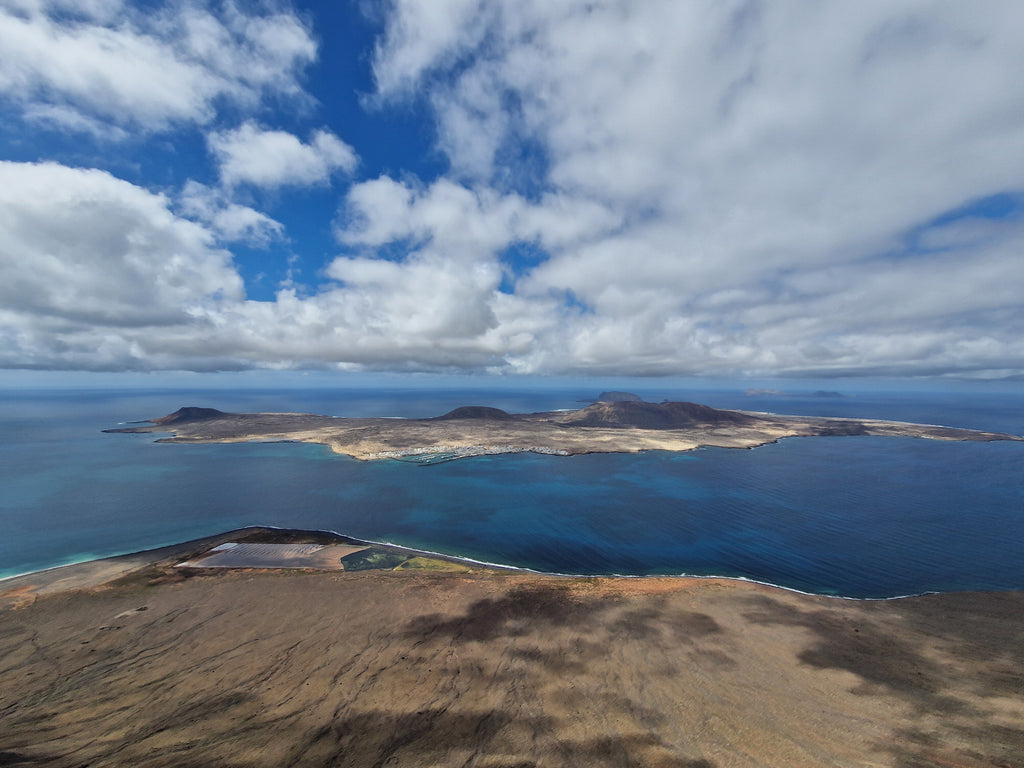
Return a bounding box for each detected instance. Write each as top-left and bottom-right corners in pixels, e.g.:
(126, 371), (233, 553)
(209, 122), (358, 188)
(0, 161), (245, 368)
(341, 177), (518, 253)
(338, 177), (417, 246)
(0, 0), (316, 132)
(2, 158), (1020, 376)
(339, 176), (619, 256)
(371, 0), (493, 98)
(352, 0), (1024, 378)
(22, 103), (130, 141)
(3, 3), (1024, 378)
(178, 181), (284, 245)
(0, 161), (243, 324)
(430, 61), (510, 182)
(161, 256), (509, 371)
(0, 161), (510, 372)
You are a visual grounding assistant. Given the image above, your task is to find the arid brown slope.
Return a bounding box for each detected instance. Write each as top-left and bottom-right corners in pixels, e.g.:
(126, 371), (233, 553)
(105, 401), (1023, 461)
(1, 550), (1022, 768)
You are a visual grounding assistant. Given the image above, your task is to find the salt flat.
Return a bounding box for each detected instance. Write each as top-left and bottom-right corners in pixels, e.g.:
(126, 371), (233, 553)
(177, 542), (365, 570)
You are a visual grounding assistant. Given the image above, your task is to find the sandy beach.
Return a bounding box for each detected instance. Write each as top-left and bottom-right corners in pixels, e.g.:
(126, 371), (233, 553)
(1, 529), (1022, 768)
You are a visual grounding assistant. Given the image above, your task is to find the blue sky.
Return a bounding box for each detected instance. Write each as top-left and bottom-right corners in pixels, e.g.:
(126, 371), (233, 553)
(1, 0), (1022, 383)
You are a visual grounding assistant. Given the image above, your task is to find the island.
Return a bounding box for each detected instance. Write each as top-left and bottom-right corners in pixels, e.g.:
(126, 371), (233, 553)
(105, 399), (1023, 463)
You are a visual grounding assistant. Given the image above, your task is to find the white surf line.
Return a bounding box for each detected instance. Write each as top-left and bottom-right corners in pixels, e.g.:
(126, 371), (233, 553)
(0, 522), (961, 602)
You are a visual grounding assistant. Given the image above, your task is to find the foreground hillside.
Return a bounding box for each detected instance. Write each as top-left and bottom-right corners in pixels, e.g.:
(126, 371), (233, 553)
(1, 528), (1021, 768)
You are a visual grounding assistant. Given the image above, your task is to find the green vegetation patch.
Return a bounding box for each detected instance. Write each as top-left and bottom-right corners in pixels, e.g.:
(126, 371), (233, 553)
(340, 548), (411, 571)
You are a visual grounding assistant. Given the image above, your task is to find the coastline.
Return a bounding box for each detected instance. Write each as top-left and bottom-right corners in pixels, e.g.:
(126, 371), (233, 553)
(2, 526), (1022, 767)
(2, 528), (1015, 606)
(0, 526), (971, 601)
(0, 526), (493, 598)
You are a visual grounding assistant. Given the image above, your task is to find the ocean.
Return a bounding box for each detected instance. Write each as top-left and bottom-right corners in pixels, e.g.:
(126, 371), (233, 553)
(1, 386), (1022, 598)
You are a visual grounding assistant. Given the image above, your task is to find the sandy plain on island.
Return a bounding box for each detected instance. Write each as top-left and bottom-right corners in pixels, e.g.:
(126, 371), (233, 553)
(1, 528), (1023, 768)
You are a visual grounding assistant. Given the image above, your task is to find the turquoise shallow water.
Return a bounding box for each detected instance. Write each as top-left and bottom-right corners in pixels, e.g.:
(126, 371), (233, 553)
(1, 387), (1022, 598)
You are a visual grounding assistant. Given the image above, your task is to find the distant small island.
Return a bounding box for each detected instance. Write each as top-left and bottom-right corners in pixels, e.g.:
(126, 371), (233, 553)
(594, 390), (644, 402)
(106, 399), (1023, 464)
(744, 388), (845, 398)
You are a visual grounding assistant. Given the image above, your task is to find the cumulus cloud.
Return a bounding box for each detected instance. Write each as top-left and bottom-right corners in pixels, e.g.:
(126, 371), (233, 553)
(178, 181), (284, 245)
(353, 0), (1024, 378)
(0, 162), (243, 323)
(0, 160), (509, 372)
(339, 176), (619, 257)
(0, 161), (245, 369)
(371, 0), (493, 98)
(209, 122), (358, 188)
(0, 0), (316, 132)
(2, 2), (1024, 378)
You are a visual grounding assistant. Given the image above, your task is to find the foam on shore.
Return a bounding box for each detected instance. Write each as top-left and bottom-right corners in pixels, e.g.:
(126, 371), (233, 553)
(0, 524), (951, 602)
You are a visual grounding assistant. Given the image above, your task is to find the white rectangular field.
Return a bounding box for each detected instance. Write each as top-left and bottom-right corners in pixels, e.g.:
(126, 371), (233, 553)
(178, 542), (366, 570)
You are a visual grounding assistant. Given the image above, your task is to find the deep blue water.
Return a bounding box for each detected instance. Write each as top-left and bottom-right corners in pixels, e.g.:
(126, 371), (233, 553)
(1, 387), (1022, 598)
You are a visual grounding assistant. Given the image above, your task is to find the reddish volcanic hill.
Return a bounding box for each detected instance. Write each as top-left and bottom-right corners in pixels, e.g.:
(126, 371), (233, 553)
(434, 406), (518, 421)
(558, 401), (756, 429)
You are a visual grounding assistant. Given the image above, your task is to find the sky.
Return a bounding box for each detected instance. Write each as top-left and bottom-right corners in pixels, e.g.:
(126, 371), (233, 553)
(1, 0), (1023, 384)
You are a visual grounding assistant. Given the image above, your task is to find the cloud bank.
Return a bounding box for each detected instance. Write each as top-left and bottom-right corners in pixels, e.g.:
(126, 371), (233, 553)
(0, 0), (316, 132)
(1, 0), (1023, 378)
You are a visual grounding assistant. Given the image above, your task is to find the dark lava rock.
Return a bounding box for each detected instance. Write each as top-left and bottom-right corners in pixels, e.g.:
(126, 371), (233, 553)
(560, 401), (756, 429)
(153, 407), (230, 425)
(434, 406), (518, 421)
